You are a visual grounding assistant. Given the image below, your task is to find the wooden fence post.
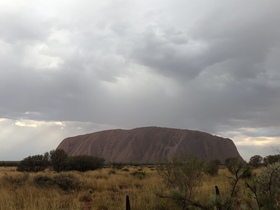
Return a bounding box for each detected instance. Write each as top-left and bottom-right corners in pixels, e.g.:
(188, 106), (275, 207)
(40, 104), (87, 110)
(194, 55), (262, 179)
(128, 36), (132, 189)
(215, 185), (220, 197)
(215, 185), (221, 210)
(126, 195), (131, 210)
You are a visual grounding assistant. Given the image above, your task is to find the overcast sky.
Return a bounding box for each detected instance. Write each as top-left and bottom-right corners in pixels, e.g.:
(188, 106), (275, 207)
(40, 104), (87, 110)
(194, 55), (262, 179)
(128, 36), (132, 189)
(1, 0), (280, 161)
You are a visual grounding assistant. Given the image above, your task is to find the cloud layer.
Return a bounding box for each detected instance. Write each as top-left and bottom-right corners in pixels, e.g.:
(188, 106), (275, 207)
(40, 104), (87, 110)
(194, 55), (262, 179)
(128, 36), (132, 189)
(1, 0), (280, 160)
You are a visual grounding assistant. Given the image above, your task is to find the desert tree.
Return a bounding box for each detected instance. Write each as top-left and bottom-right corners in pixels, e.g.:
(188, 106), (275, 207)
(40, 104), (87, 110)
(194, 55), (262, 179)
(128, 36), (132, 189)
(66, 155), (105, 172)
(156, 154), (206, 209)
(249, 155), (263, 167)
(50, 149), (68, 172)
(263, 155), (280, 165)
(246, 162), (280, 210)
(17, 154), (49, 172)
(225, 157), (252, 197)
(204, 159), (220, 176)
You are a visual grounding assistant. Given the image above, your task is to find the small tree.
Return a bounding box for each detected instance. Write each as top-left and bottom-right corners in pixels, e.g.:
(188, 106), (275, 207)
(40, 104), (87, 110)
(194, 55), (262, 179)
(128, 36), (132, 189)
(17, 154), (49, 172)
(157, 154), (205, 209)
(263, 155), (280, 165)
(204, 160), (220, 176)
(249, 155), (263, 167)
(67, 155), (105, 172)
(246, 162), (280, 209)
(225, 157), (252, 197)
(50, 149), (68, 172)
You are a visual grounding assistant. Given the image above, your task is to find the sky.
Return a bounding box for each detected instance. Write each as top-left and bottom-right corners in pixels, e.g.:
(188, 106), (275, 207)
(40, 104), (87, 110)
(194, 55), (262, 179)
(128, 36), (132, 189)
(0, 0), (280, 161)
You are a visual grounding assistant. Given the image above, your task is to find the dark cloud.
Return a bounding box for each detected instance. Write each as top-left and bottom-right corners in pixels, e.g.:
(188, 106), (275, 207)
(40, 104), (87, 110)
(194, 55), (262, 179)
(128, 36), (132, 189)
(131, 29), (202, 80)
(0, 0), (280, 160)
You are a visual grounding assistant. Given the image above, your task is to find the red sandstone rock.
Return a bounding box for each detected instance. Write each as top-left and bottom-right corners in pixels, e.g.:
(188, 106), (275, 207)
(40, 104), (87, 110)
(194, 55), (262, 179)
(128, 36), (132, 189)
(57, 126), (243, 163)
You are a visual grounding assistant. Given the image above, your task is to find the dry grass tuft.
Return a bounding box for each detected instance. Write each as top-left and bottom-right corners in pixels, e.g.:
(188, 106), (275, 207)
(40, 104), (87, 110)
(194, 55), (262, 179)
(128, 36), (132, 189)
(0, 166), (265, 209)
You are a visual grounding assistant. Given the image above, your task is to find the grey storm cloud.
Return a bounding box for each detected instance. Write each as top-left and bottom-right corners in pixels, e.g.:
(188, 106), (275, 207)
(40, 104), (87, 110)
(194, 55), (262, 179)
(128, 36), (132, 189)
(0, 0), (280, 160)
(0, 9), (51, 43)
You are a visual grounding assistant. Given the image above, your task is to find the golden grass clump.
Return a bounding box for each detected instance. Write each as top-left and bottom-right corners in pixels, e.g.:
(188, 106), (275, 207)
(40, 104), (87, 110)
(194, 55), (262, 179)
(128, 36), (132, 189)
(0, 165), (269, 210)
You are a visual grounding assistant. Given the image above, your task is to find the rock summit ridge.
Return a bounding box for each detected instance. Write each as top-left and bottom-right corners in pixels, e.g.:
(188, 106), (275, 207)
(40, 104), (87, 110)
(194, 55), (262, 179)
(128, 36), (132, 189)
(57, 126), (243, 163)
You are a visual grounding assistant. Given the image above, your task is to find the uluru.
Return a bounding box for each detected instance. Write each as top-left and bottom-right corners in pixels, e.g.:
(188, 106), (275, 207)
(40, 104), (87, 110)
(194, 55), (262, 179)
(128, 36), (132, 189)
(57, 126), (243, 163)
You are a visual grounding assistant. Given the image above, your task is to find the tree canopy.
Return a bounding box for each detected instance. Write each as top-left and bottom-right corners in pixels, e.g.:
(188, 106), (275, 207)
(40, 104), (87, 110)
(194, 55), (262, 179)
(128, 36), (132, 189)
(17, 150), (104, 172)
(249, 155), (263, 167)
(17, 154), (49, 172)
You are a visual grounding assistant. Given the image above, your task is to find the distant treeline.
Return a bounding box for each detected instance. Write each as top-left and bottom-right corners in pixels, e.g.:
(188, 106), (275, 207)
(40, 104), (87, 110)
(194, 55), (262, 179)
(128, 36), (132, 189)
(0, 161), (20, 166)
(108, 162), (156, 168)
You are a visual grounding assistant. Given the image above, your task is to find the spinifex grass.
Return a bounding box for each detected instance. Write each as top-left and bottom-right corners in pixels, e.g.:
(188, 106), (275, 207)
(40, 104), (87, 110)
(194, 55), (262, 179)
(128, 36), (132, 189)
(0, 166), (260, 210)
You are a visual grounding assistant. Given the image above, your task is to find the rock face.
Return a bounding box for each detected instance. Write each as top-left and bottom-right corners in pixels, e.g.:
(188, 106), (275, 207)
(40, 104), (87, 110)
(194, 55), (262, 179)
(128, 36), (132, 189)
(57, 126), (243, 163)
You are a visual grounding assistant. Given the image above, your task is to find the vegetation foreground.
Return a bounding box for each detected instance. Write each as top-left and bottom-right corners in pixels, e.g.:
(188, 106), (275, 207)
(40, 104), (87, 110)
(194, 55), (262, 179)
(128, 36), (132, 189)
(3, 165), (164, 210)
(0, 161), (280, 210)
(1, 152), (280, 209)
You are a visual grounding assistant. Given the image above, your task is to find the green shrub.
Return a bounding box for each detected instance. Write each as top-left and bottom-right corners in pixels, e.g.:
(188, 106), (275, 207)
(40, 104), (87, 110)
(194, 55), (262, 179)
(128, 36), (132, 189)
(249, 155), (263, 167)
(50, 149), (68, 172)
(108, 169), (116, 175)
(78, 192), (93, 202)
(241, 166), (253, 179)
(263, 155), (280, 165)
(97, 205), (108, 210)
(130, 171), (146, 179)
(53, 173), (81, 191)
(1, 173), (29, 187)
(225, 157), (243, 174)
(17, 154), (49, 172)
(204, 160), (220, 176)
(111, 162), (124, 169)
(157, 155), (205, 209)
(0, 161), (20, 166)
(247, 162), (280, 209)
(33, 174), (54, 187)
(94, 173), (108, 180)
(66, 155), (105, 172)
